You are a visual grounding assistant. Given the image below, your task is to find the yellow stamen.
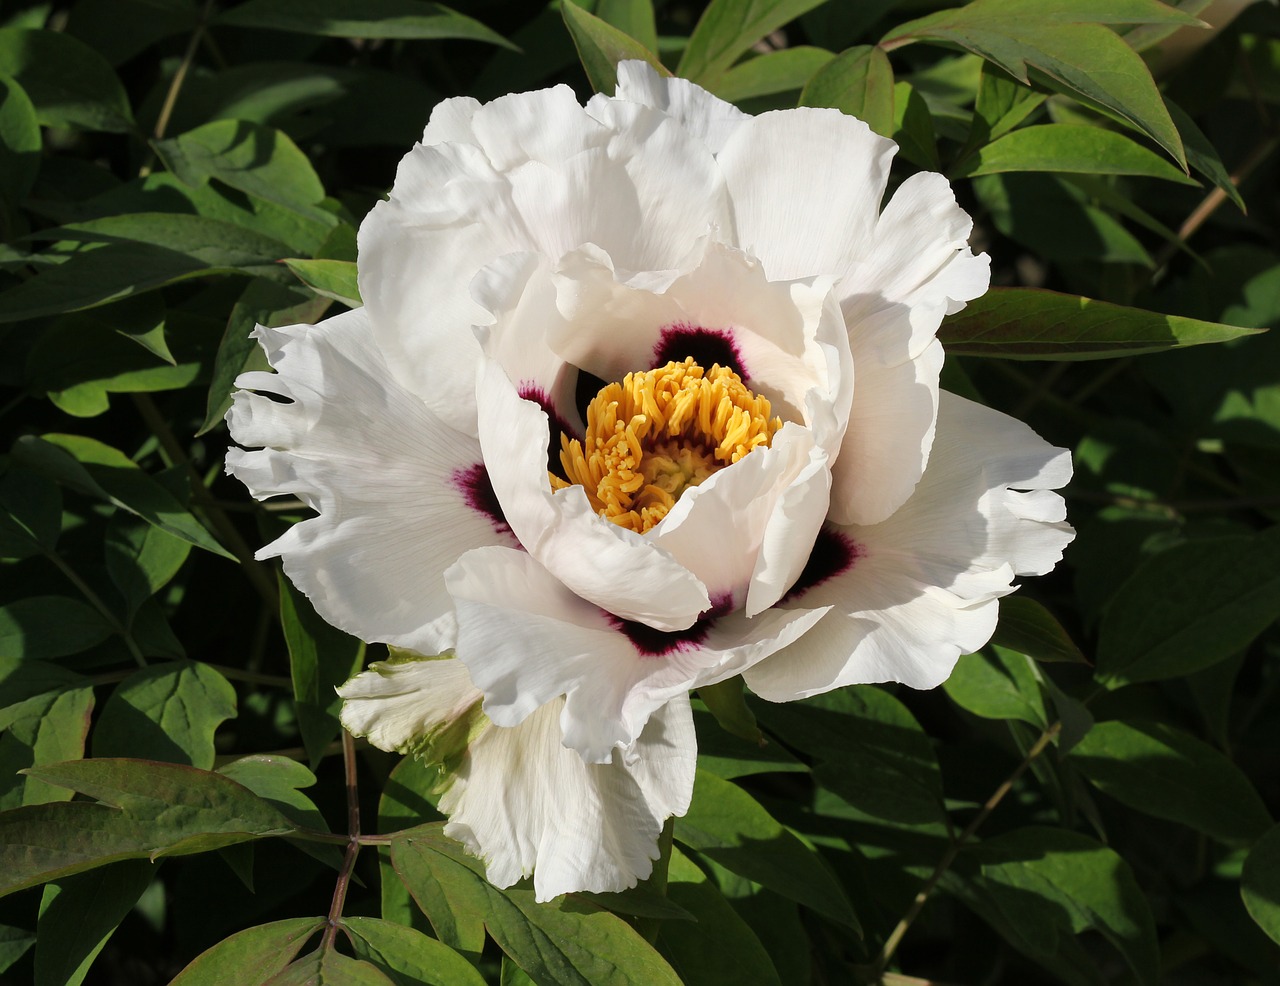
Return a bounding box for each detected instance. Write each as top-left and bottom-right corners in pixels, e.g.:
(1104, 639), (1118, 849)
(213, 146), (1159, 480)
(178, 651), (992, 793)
(554, 358), (781, 533)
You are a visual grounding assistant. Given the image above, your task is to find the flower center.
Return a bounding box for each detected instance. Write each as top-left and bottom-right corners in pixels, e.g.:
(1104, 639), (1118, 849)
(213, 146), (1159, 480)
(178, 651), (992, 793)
(550, 357), (781, 533)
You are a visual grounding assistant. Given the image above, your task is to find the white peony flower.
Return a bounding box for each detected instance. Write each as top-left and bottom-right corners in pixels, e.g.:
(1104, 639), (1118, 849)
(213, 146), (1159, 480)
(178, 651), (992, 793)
(226, 61), (1073, 901)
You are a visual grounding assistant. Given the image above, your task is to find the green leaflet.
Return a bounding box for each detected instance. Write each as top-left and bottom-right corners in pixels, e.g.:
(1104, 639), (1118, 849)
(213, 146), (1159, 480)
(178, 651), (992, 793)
(939, 287), (1264, 359)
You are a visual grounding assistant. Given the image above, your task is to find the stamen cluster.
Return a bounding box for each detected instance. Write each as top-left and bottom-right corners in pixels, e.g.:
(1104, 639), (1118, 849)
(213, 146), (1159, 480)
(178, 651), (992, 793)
(552, 357), (781, 532)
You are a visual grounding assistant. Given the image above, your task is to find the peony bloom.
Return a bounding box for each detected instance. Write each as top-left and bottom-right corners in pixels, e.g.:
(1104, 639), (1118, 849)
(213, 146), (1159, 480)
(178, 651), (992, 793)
(226, 61), (1073, 900)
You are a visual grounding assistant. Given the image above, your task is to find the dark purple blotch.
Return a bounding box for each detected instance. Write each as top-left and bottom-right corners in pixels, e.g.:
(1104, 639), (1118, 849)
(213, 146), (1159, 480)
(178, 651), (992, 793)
(453, 463), (512, 538)
(652, 324), (747, 380)
(782, 527), (862, 603)
(518, 381), (578, 478)
(609, 594), (733, 658)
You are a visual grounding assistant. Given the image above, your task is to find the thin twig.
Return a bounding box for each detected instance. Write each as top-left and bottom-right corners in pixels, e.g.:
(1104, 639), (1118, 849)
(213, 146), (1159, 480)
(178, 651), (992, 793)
(1153, 133), (1279, 270)
(46, 550), (147, 668)
(139, 0), (217, 175)
(873, 722), (1062, 977)
(321, 730), (362, 951)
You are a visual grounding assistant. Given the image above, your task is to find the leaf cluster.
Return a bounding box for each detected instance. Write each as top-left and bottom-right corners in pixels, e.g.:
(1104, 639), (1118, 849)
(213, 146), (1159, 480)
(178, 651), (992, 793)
(0, 1), (1279, 984)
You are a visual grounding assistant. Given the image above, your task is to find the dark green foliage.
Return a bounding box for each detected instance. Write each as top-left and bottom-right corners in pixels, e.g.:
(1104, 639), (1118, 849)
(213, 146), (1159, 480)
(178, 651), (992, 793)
(0, 2), (1277, 984)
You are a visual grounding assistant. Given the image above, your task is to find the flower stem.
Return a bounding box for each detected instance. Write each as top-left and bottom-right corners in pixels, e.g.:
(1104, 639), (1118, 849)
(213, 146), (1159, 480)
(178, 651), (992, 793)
(321, 729), (362, 951)
(872, 720), (1062, 978)
(45, 548), (147, 667)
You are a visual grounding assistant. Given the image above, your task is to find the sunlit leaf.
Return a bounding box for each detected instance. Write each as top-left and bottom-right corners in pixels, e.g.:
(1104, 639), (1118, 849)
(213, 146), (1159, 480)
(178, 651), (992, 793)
(35, 860), (154, 986)
(168, 918), (326, 986)
(939, 287), (1265, 360)
(799, 45), (894, 137)
(561, 2), (667, 95)
(677, 0), (829, 90)
(92, 661), (237, 769)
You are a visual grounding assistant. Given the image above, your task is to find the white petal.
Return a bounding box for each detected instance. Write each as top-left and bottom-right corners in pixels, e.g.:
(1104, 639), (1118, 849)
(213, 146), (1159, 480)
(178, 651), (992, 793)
(420, 95), (482, 146)
(549, 240), (851, 430)
(442, 693), (697, 901)
(338, 655), (482, 756)
(611, 60), (748, 154)
(446, 546), (827, 764)
(829, 339), (944, 526)
(224, 308), (512, 654)
(474, 349), (710, 630)
(717, 108), (896, 282)
(650, 423), (829, 610)
(746, 391), (1072, 700)
(841, 171), (991, 365)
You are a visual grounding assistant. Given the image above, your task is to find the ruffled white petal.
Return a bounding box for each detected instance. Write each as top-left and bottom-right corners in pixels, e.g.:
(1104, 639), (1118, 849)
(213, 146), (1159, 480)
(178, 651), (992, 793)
(841, 172), (991, 366)
(610, 60), (748, 154)
(337, 652), (696, 902)
(829, 339), (944, 527)
(474, 346), (711, 630)
(338, 655), (482, 756)
(225, 308), (512, 655)
(444, 692), (697, 901)
(445, 545), (828, 764)
(717, 107), (896, 282)
(745, 392), (1073, 701)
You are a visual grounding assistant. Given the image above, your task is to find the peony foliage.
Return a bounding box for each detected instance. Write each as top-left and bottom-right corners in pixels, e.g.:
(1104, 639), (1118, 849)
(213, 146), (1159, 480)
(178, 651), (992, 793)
(0, 2), (1277, 985)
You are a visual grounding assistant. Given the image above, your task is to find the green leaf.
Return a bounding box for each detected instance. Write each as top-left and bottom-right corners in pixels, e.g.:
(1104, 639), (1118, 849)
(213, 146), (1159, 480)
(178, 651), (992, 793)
(969, 63), (1046, 147)
(281, 574), (365, 767)
(92, 661), (237, 769)
(891, 80), (940, 170)
(35, 860), (154, 986)
(697, 678), (763, 746)
(12, 434), (235, 559)
(104, 512), (192, 617)
(271, 949), (397, 986)
(594, 0), (658, 53)
(715, 47), (834, 104)
(938, 287), (1266, 360)
(954, 124), (1199, 184)
(676, 770), (857, 928)
(0, 464), (61, 559)
(217, 755), (328, 832)
(282, 258), (361, 309)
(754, 685), (947, 830)
(0, 595), (113, 659)
(213, 0), (513, 47)
(0, 659), (94, 808)
(691, 707), (806, 780)
(0, 923), (35, 974)
(1070, 719), (1271, 843)
(882, 0), (1192, 167)
(561, 2), (668, 95)
(964, 827), (1160, 985)
(677, 0), (829, 90)
(0, 28), (134, 132)
(943, 646), (1048, 727)
(153, 119), (337, 229)
(391, 823), (683, 986)
(0, 73), (39, 209)
(168, 918), (325, 986)
(199, 277), (331, 436)
(341, 916), (488, 986)
(0, 213), (293, 322)
(0, 758), (300, 895)
(658, 848), (781, 986)
(992, 596), (1089, 665)
(1242, 823), (1280, 946)
(799, 45), (894, 138)
(1096, 525), (1280, 686)
(1165, 99), (1245, 212)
